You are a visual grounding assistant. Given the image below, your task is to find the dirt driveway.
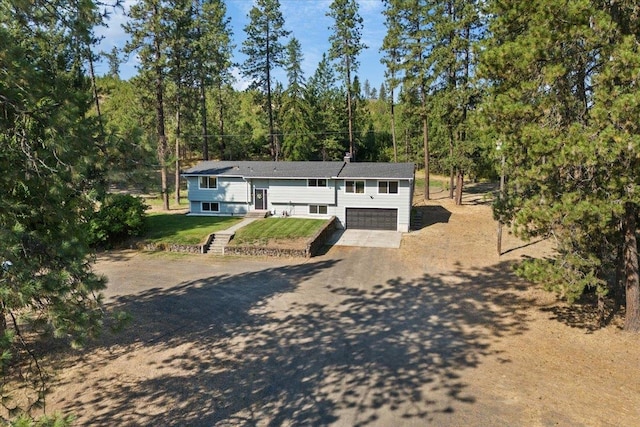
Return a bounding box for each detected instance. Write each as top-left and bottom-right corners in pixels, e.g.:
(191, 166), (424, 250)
(47, 191), (640, 426)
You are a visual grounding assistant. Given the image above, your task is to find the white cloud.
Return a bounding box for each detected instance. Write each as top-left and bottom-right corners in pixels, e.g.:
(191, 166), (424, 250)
(231, 67), (253, 91)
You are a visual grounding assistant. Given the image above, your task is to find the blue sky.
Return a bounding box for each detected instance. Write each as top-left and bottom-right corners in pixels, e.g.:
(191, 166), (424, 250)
(94, 0), (388, 91)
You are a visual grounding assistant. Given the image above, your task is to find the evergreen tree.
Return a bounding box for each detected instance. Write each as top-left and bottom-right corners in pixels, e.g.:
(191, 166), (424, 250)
(383, 0), (484, 201)
(307, 54), (346, 160)
(381, 0), (404, 162)
(392, 0), (433, 198)
(241, 0), (290, 160)
(193, 0), (234, 160)
(327, 0), (366, 159)
(0, 0), (114, 416)
(480, 0), (640, 330)
(102, 46), (121, 79)
(363, 79), (372, 99)
(379, 82), (388, 103)
(124, 0), (171, 210)
(96, 76), (156, 189)
(281, 38), (313, 160)
(165, 0), (195, 205)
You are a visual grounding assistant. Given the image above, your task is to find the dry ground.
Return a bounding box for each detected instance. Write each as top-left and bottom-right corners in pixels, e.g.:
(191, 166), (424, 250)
(37, 183), (640, 426)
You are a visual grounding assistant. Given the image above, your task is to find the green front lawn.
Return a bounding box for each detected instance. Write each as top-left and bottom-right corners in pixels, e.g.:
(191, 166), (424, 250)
(144, 214), (243, 245)
(231, 218), (327, 246)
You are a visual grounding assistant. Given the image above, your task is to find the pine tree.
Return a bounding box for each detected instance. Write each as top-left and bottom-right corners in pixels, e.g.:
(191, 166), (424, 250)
(327, 0), (366, 159)
(103, 46), (121, 79)
(388, 0), (433, 198)
(281, 38), (313, 160)
(241, 0), (290, 160)
(381, 0), (404, 162)
(480, 0), (640, 330)
(124, 0), (171, 210)
(165, 0), (195, 205)
(307, 54), (346, 160)
(0, 0), (112, 416)
(193, 0), (233, 160)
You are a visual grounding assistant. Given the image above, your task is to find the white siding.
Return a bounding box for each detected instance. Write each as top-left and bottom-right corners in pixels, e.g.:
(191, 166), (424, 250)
(187, 176), (250, 202)
(186, 176), (250, 215)
(185, 174), (413, 231)
(265, 179), (336, 205)
(335, 179), (412, 232)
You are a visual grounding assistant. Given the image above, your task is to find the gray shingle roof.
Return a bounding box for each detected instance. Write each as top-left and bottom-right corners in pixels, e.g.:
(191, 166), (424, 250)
(338, 162), (415, 179)
(183, 161), (415, 180)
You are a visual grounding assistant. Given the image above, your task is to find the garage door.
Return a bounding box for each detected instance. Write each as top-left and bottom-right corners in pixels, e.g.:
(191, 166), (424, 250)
(346, 208), (398, 230)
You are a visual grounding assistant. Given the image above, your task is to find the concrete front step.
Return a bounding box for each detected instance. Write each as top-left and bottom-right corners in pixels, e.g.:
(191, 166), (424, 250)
(206, 233), (234, 255)
(245, 210), (269, 219)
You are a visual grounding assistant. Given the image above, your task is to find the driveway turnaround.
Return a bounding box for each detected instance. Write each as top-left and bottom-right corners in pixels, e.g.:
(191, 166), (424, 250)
(48, 200), (638, 427)
(326, 229), (403, 248)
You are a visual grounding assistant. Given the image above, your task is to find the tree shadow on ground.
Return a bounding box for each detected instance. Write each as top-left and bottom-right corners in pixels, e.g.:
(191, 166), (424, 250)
(55, 260), (535, 426)
(539, 292), (624, 332)
(460, 183), (497, 206)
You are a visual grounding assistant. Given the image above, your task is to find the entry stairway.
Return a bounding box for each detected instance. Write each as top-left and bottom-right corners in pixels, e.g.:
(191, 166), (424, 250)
(205, 210), (270, 255)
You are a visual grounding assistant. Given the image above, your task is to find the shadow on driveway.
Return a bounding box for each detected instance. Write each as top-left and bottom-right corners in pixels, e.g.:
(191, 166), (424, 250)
(55, 258), (533, 426)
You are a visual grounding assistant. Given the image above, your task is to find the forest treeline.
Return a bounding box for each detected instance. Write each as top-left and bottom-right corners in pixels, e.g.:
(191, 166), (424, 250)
(1, 0), (640, 422)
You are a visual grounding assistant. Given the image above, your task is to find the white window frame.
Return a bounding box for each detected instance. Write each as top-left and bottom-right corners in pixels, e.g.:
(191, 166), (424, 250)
(345, 180), (365, 194)
(309, 205), (328, 215)
(201, 202), (220, 212)
(308, 178), (328, 187)
(378, 180), (399, 194)
(199, 176), (217, 189)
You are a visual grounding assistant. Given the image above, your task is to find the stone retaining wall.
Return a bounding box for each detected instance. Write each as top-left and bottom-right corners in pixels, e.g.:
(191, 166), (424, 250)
(139, 217), (337, 257)
(139, 242), (203, 254)
(225, 217), (338, 258)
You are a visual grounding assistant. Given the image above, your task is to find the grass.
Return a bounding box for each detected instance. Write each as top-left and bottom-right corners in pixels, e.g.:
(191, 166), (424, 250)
(143, 195), (189, 210)
(414, 175), (447, 191)
(144, 214), (243, 245)
(231, 218), (327, 246)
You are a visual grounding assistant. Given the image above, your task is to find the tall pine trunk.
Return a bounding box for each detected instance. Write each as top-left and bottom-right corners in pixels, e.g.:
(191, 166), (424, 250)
(449, 136), (455, 199)
(390, 89), (397, 162)
(218, 81), (226, 159)
(199, 75), (209, 161)
(623, 202), (640, 332)
(422, 109), (430, 201)
(154, 32), (169, 211)
(455, 171), (464, 205)
(174, 101), (181, 205)
(347, 70), (355, 159)
(265, 24), (277, 160)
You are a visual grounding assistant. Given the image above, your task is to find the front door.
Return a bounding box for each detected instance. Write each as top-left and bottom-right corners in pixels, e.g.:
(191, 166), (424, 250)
(254, 188), (267, 210)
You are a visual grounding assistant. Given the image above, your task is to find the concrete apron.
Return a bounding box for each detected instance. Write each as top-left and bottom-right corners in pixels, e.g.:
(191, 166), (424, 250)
(327, 229), (403, 249)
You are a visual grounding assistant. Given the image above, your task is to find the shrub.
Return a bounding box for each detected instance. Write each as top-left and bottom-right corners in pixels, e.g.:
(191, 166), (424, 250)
(89, 194), (148, 247)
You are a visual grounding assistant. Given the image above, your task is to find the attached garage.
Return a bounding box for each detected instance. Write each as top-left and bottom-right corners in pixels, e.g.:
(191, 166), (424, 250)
(346, 208), (398, 230)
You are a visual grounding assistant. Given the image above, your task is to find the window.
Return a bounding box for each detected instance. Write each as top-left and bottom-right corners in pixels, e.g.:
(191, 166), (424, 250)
(199, 176), (217, 189)
(202, 202), (219, 212)
(378, 181), (399, 194)
(308, 178), (327, 187)
(309, 205), (328, 215)
(345, 180), (365, 194)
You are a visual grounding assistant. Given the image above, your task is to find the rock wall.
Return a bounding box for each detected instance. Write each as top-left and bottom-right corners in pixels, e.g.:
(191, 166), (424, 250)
(226, 217), (338, 258)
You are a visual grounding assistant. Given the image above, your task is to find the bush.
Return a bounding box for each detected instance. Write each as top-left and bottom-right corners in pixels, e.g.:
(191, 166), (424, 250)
(89, 194), (148, 247)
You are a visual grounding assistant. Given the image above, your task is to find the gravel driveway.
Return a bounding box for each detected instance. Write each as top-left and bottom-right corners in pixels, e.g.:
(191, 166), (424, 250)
(47, 198), (640, 426)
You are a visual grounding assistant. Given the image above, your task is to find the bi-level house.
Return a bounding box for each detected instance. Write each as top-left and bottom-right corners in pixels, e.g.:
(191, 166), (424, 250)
(182, 159), (415, 232)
